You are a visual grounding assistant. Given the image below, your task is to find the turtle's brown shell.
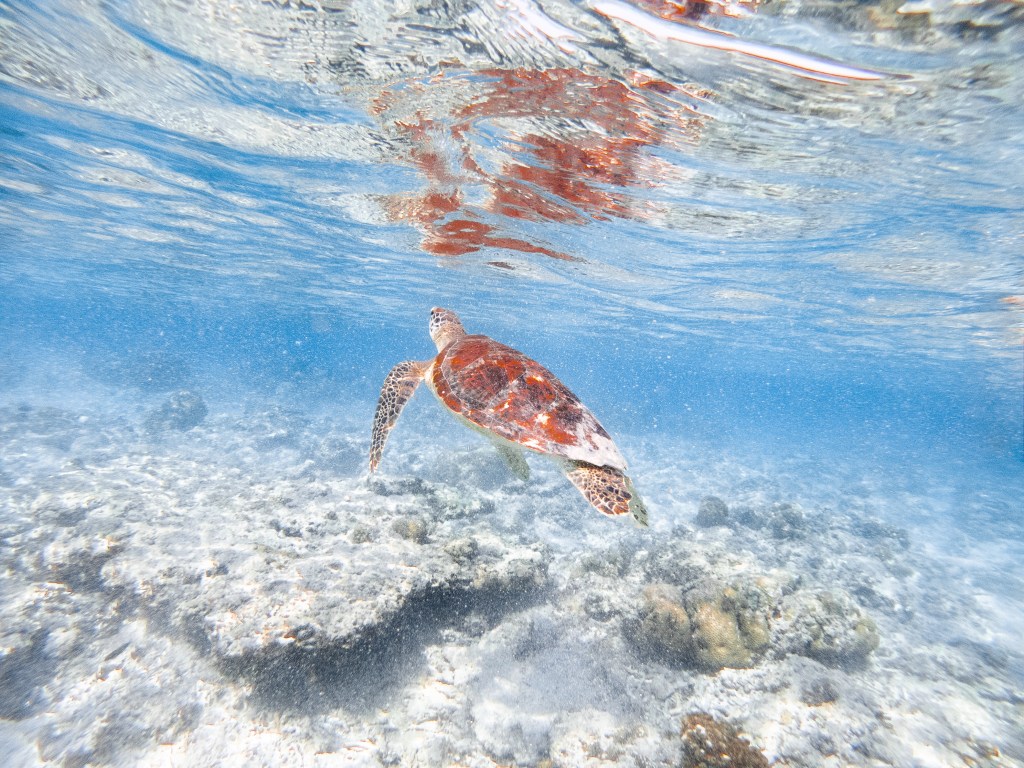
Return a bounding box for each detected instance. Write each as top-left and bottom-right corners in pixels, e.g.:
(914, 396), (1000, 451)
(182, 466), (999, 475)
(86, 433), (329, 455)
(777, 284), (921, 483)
(429, 334), (627, 470)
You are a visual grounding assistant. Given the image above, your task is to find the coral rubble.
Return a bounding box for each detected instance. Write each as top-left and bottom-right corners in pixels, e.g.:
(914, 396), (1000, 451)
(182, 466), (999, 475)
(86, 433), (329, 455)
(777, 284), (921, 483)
(680, 713), (770, 768)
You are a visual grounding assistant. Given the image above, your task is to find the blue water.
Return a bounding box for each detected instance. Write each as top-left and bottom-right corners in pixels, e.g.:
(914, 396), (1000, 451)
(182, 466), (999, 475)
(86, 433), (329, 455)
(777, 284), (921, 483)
(1, 0), (1022, 763)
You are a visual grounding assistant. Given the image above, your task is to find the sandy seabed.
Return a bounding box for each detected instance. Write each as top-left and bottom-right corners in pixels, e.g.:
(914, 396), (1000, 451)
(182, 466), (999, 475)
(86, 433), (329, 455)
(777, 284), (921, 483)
(0, 383), (1021, 768)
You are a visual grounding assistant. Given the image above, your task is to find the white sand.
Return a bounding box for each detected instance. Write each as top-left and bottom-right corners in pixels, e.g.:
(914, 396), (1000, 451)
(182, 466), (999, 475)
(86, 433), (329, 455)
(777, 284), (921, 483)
(0, 380), (1020, 767)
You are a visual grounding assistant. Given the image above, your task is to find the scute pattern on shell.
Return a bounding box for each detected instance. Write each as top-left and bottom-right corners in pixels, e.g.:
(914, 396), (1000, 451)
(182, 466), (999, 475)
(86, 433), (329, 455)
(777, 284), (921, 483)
(431, 335), (625, 468)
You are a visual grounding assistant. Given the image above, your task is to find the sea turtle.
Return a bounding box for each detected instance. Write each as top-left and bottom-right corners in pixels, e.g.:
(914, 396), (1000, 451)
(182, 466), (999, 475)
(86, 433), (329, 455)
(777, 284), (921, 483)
(369, 308), (648, 526)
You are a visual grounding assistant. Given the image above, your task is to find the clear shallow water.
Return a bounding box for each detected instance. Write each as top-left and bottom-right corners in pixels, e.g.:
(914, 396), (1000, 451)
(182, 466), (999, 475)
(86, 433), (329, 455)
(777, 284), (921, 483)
(2, 0), (1021, 472)
(1, 0), (1023, 765)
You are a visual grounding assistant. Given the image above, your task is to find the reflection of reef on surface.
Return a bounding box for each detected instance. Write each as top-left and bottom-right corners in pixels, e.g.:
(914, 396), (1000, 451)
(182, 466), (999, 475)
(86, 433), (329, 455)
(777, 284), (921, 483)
(369, 66), (710, 261)
(633, 0), (760, 22)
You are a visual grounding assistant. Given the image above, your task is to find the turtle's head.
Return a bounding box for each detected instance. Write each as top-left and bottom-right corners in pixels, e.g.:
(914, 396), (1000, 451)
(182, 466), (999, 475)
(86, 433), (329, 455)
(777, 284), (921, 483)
(429, 307), (466, 351)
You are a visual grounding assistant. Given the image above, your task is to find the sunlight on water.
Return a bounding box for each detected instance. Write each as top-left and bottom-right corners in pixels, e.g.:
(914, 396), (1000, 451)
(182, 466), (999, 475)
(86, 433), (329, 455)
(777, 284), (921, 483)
(0, 0), (1022, 765)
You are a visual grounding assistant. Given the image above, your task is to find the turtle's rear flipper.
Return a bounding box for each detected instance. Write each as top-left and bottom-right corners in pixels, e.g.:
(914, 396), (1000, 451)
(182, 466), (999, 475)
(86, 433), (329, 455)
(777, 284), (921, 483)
(565, 462), (648, 527)
(370, 360), (427, 472)
(491, 439), (531, 482)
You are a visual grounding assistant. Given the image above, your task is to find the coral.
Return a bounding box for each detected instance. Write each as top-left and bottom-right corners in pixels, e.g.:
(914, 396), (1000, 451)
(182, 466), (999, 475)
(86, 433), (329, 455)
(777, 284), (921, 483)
(773, 590), (880, 668)
(690, 597), (752, 669)
(680, 713), (770, 768)
(694, 496), (730, 527)
(851, 517), (910, 550)
(800, 676), (840, 706)
(349, 524), (376, 544)
(581, 591), (618, 622)
(736, 606), (772, 652)
(144, 389), (207, 432)
(444, 536), (480, 563)
(767, 502), (806, 540)
(638, 584), (693, 658)
(633, 582), (771, 671)
(392, 515), (430, 543)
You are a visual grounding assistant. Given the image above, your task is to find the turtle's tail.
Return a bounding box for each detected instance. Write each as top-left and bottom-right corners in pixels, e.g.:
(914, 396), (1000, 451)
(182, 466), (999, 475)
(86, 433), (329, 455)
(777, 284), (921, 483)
(625, 476), (649, 528)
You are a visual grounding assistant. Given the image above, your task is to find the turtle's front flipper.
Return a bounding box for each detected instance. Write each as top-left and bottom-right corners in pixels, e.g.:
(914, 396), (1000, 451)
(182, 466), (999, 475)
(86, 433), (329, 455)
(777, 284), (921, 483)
(370, 360), (427, 472)
(565, 461), (648, 527)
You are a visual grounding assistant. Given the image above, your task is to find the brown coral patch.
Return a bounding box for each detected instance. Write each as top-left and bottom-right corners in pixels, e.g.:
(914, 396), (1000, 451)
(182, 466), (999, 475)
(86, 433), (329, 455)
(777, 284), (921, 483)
(680, 713), (770, 768)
